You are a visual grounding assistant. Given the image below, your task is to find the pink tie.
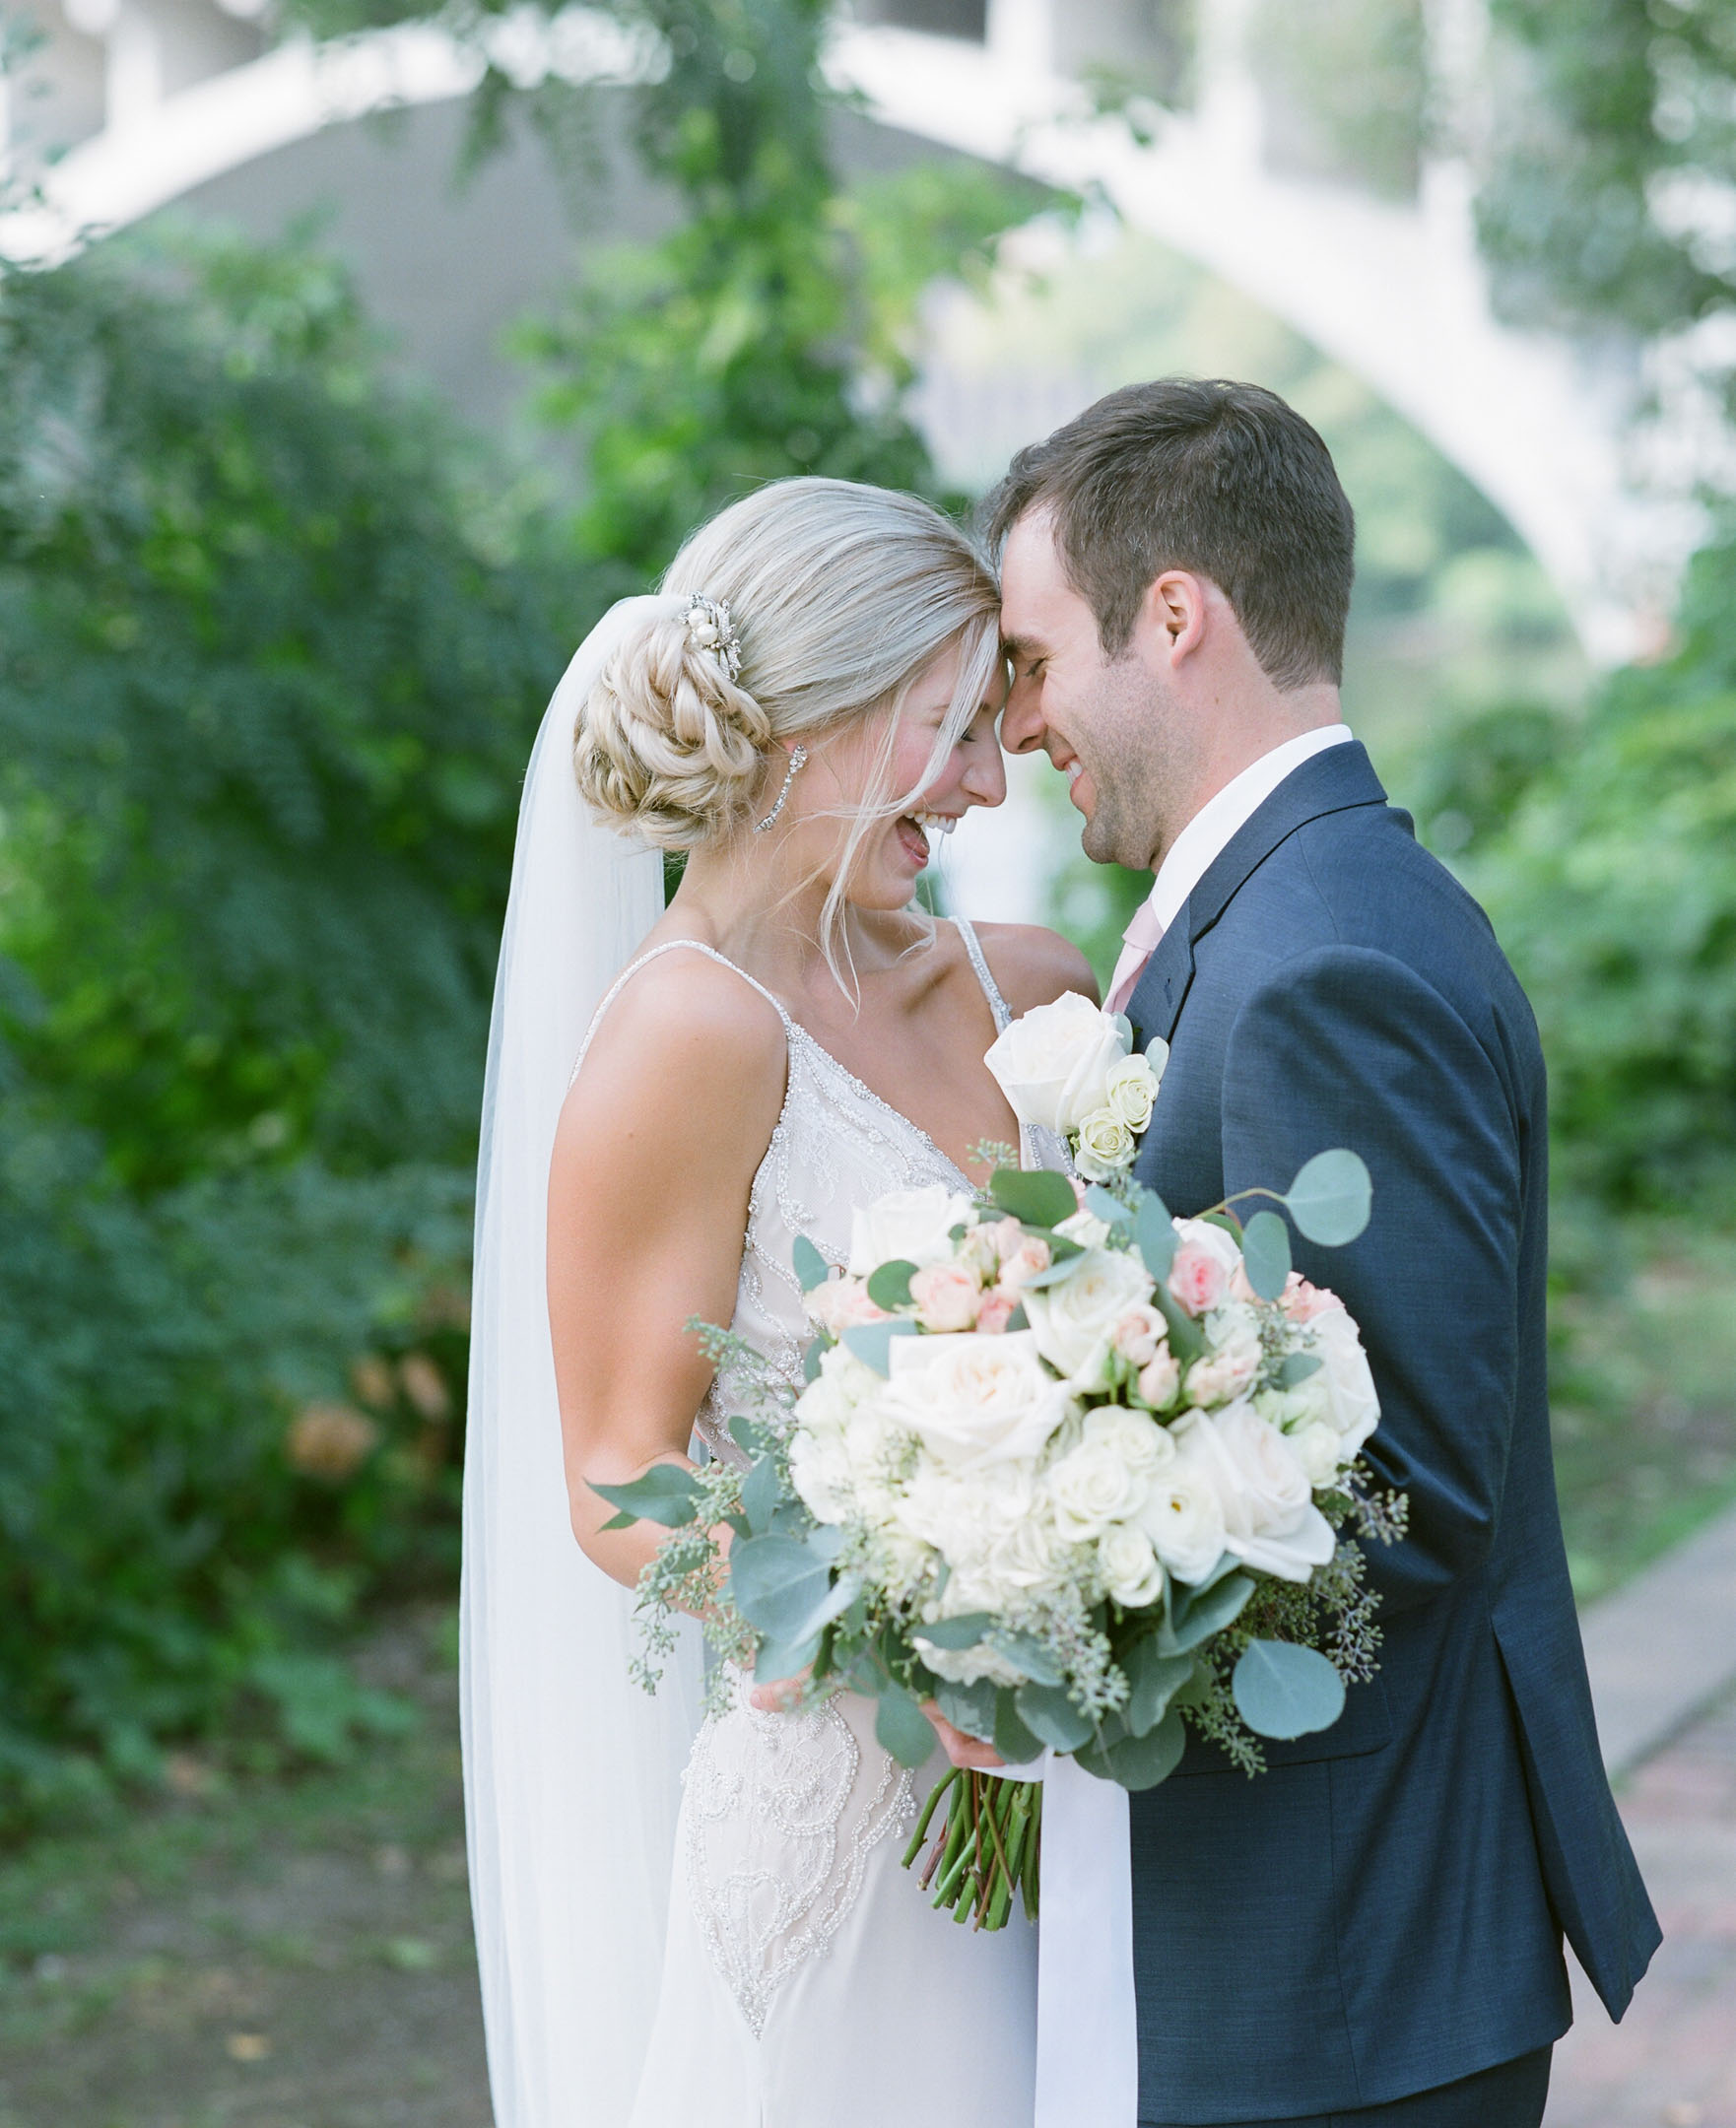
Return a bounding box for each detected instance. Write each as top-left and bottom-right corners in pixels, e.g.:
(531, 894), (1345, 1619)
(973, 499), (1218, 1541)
(1106, 898), (1166, 1018)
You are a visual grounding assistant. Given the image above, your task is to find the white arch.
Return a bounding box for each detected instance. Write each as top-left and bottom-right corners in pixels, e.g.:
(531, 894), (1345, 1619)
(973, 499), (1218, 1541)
(826, 24), (1686, 667)
(1, 7), (1690, 662)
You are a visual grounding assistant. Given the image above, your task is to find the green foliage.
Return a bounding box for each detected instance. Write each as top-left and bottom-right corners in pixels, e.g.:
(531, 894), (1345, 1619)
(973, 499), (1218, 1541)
(1477, 0), (1736, 340)
(1431, 526), (1736, 1216)
(513, 7), (1033, 584)
(0, 227), (582, 1828)
(0, 227), (576, 1185)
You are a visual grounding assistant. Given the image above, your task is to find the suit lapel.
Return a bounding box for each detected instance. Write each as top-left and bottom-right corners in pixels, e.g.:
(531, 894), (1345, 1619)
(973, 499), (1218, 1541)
(1125, 741), (1389, 1050)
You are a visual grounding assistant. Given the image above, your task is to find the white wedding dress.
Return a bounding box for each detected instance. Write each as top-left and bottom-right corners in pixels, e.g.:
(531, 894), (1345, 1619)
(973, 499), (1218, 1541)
(572, 914), (1039, 2128)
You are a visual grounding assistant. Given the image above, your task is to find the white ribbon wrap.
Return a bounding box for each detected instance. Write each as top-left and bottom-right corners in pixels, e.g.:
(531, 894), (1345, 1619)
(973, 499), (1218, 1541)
(1035, 1754), (1139, 2128)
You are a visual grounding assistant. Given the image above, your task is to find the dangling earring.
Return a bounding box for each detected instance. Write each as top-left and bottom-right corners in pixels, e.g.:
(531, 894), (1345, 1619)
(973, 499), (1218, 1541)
(754, 746), (808, 833)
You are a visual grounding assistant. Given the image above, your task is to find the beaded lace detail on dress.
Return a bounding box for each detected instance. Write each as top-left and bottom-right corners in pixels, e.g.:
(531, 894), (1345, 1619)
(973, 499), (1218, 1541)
(570, 916), (1022, 2037)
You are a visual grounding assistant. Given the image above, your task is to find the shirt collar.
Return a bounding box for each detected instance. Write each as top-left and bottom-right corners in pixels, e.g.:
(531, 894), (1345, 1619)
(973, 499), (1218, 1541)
(1144, 724), (1354, 935)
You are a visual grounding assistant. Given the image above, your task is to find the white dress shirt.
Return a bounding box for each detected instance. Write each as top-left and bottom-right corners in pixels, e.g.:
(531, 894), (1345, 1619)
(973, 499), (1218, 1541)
(1104, 724), (1355, 1014)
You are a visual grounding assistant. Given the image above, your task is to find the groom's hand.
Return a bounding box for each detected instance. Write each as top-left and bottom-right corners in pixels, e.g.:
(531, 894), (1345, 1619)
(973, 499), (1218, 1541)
(921, 1699), (1005, 1769)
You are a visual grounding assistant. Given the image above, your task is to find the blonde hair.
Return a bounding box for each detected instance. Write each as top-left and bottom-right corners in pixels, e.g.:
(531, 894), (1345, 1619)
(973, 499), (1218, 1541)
(573, 478), (1002, 854)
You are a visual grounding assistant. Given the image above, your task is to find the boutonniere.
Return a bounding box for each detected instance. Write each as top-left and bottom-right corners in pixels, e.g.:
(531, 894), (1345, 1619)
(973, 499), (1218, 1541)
(985, 992), (1169, 1181)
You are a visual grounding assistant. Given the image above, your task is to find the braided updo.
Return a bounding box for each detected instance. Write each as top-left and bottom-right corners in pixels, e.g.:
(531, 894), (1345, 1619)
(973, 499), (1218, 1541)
(572, 478), (1001, 850)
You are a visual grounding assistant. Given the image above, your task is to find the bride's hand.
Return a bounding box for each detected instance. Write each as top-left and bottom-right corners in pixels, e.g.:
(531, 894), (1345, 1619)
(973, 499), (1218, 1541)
(748, 1667), (812, 1713)
(921, 1700), (1006, 1769)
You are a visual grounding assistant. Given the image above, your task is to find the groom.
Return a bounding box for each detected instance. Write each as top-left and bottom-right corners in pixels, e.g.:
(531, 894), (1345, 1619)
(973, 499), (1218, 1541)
(987, 379), (1660, 2128)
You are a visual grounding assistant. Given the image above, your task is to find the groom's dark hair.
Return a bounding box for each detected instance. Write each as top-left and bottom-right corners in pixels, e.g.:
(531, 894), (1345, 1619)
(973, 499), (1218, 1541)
(983, 378), (1356, 690)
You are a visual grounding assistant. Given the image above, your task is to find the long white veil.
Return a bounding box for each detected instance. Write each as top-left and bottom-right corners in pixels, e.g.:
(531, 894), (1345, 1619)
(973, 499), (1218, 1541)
(460, 595), (704, 2128)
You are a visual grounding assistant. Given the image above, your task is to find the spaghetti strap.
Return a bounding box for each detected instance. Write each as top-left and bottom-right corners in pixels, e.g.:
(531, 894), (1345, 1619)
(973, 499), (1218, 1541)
(568, 938), (792, 1088)
(950, 913), (1014, 1034)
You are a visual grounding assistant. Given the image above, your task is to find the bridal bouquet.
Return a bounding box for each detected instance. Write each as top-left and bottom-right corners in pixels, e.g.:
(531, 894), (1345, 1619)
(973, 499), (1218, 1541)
(600, 1071), (1405, 1928)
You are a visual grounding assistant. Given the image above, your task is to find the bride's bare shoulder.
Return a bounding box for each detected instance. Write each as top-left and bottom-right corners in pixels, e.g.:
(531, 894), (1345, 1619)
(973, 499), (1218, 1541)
(971, 922), (1099, 1014)
(564, 943), (788, 1160)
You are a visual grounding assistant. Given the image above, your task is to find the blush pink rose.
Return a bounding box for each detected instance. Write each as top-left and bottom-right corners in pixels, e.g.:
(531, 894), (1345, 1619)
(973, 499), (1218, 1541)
(808, 1277), (888, 1335)
(1280, 1273), (1345, 1324)
(1137, 1349), (1181, 1410)
(997, 1237), (1052, 1294)
(1111, 1305), (1168, 1367)
(1168, 1242), (1229, 1317)
(974, 1292), (1018, 1335)
(986, 1217), (1029, 1265)
(909, 1261), (983, 1333)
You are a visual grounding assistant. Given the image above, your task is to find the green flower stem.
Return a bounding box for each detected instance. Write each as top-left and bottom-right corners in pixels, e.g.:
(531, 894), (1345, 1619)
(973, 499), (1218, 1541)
(902, 1762), (958, 1872)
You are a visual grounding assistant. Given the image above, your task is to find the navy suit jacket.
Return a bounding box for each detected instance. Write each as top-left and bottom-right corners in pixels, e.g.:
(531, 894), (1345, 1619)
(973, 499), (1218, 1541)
(1122, 742), (1659, 2125)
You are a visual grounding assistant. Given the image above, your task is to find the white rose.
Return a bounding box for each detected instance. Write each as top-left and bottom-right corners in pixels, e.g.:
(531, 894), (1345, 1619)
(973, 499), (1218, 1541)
(981, 1510), (1069, 1597)
(1136, 1439), (1229, 1585)
(1074, 1107), (1138, 1181)
(1186, 1403), (1338, 1584)
(881, 1330), (1071, 1468)
(1312, 1306), (1381, 1458)
(1103, 1051), (1163, 1133)
(1098, 1521), (1167, 1609)
(1289, 1419), (1344, 1488)
(1055, 1207), (1112, 1249)
(1022, 1246), (1155, 1390)
(847, 1183), (974, 1276)
(1047, 1434), (1151, 1542)
(984, 991), (1128, 1135)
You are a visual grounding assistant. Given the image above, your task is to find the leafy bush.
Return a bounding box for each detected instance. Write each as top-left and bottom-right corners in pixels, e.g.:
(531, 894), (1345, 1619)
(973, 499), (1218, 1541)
(0, 229), (585, 1828)
(1434, 531), (1736, 1219)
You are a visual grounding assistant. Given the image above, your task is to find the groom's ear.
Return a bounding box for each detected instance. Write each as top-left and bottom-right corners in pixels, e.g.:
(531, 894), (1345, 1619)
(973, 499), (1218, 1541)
(1142, 569), (1210, 668)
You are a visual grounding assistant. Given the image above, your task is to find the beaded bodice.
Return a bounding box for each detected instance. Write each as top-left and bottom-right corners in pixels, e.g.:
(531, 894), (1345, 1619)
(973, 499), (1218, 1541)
(572, 915), (1031, 1464)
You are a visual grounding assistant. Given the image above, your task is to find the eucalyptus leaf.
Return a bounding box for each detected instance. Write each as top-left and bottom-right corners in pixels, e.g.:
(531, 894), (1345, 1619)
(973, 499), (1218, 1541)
(1278, 1352), (1322, 1388)
(1014, 1681), (1095, 1753)
(840, 1318), (919, 1376)
(728, 1415), (767, 1457)
(1153, 1282), (1205, 1363)
(591, 1465), (701, 1530)
(1232, 1639), (1347, 1739)
(1159, 1568), (1253, 1655)
(1283, 1150), (1372, 1247)
(807, 1522), (846, 1563)
(741, 1454), (782, 1536)
(1124, 1639), (1198, 1739)
(989, 1167), (1077, 1229)
(1101, 1704), (1187, 1789)
(728, 1535), (837, 1642)
(802, 1336), (828, 1384)
(876, 1683), (939, 1769)
(791, 1233), (830, 1294)
(753, 1629), (822, 1685)
(1004, 1303), (1030, 1332)
(865, 1259), (917, 1311)
(1240, 1209), (1293, 1301)
(933, 1677), (997, 1742)
(993, 1692), (1046, 1765)
(911, 1612), (997, 1650)
(1084, 1184), (1134, 1228)
(992, 1631), (1064, 1687)
(1135, 1195), (1177, 1280)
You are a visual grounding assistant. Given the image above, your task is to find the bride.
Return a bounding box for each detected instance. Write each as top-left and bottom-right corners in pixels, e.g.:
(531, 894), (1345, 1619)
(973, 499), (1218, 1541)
(461, 476), (1093, 2128)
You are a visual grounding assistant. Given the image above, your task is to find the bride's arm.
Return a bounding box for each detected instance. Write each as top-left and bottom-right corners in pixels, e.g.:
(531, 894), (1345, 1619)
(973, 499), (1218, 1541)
(547, 952), (787, 1591)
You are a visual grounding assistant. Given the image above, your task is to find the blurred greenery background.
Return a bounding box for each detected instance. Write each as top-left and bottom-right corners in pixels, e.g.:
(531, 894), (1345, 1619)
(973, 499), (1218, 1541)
(1, 0), (1733, 1858)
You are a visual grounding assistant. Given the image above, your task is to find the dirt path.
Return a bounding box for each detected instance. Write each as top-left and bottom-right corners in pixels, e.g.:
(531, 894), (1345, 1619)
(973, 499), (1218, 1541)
(0, 1610), (491, 2128)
